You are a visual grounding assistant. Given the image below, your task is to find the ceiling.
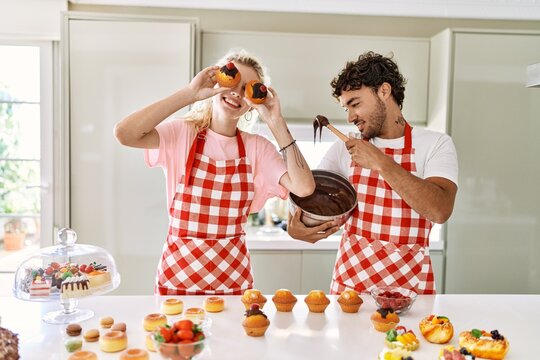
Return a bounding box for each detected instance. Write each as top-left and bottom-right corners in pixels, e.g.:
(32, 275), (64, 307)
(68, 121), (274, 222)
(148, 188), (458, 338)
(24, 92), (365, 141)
(68, 0), (540, 21)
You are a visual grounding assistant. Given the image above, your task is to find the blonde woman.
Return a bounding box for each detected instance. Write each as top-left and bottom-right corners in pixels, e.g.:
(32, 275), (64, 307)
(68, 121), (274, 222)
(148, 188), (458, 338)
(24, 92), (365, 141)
(114, 49), (315, 295)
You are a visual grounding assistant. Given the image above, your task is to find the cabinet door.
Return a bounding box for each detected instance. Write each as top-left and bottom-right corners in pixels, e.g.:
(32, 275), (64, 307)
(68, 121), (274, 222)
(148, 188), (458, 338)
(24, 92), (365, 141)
(203, 31), (429, 124)
(445, 32), (540, 294)
(65, 14), (196, 295)
(429, 251), (444, 293)
(250, 250), (302, 293)
(301, 250), (337, 293)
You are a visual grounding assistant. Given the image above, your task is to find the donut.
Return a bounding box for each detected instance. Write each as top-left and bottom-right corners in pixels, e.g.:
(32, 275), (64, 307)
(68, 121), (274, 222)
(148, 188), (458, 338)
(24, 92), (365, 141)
(204, 296), (225, 313)
(99, 330), (128, 353)
(419, 314), (454, 344)
(143, 313), (167, 332)
(161, 298), (183, 315)
(68, 350), (98, 360)
(458, 329), (509, 360)
(119, 348), (150, 360)
(216, 62), (241, 88)
(184, 307), (206, 323)
(245, 80), (267, 104)
(145, 333), (156, 352)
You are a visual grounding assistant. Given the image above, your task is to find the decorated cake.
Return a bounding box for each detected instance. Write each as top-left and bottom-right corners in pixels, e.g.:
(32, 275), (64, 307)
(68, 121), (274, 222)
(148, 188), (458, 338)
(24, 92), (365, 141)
(61, 274), (91, 299)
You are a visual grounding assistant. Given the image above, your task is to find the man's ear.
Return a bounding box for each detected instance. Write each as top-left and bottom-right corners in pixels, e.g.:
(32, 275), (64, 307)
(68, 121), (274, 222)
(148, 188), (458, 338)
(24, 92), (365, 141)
(378, 82), (392, 100)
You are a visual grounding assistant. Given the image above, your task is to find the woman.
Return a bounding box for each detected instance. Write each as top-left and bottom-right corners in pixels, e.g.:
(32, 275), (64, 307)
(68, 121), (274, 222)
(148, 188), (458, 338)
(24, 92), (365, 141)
(114, 49), (315, 295)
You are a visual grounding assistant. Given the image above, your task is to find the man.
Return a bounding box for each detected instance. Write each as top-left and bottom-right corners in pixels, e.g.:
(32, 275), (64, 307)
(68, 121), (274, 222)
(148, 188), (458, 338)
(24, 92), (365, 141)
(288, 51), (458, 294)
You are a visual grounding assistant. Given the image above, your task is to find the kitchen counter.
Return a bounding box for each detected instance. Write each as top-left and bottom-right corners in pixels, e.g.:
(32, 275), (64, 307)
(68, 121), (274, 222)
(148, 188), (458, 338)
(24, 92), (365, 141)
(1, 294), (536, 359)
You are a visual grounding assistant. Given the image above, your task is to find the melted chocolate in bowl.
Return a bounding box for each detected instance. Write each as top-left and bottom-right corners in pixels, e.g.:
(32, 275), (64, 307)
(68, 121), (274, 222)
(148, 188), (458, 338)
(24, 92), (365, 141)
(290, 170), (357, 227)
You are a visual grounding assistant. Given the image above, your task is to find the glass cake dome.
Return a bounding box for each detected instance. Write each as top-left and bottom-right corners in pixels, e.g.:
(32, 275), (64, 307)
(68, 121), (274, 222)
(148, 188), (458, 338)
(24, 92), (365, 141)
(13, 228), (121, 324)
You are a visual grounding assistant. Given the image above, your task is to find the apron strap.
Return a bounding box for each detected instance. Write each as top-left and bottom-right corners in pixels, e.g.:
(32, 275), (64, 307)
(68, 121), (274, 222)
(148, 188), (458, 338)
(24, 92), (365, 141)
(184, 130), (207, 186)
(236, 129), (246, 157)
(404, 122), (412, 150)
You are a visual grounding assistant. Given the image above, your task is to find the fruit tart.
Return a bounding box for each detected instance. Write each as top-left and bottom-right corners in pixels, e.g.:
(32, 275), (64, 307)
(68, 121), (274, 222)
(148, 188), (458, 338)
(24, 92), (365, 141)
(378, 347), (414, 360)
(439, 345), (476, 360)
(385, 326), (420, 351)
(419, 314), (453, 344)
(458, 329), (509, 360)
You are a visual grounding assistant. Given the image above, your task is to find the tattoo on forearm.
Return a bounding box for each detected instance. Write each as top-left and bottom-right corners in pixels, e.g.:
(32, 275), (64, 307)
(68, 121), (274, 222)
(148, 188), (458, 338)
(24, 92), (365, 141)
(282, 143), (307, 170)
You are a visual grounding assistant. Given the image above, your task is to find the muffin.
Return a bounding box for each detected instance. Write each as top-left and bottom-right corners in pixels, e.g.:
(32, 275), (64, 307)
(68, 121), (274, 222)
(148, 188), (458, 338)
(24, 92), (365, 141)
(272, 289), (298, 312)
(241, 289), (267, 310)
(216, 62), (241, 88)
(304, 290), (330, 313)
(244, 80), (268, 104)
(242, 303), (270, 337)
(337, 289), (363, 313)
(370, 308), (400, 332)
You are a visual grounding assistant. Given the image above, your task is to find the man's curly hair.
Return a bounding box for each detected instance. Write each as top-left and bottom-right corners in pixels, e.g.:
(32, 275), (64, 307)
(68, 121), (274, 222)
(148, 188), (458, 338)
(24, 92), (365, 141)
(330, 51), (407, 109)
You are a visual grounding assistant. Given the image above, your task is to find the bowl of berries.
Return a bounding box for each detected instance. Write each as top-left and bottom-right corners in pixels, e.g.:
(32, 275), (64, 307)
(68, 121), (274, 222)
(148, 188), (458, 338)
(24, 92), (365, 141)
(370, 286), (417, 314)
(151, 319), (209, 360)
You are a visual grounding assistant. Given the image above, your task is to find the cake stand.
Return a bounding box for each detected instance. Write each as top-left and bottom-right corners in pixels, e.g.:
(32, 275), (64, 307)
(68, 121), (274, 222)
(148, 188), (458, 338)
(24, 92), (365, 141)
(12, 228), (121, 324)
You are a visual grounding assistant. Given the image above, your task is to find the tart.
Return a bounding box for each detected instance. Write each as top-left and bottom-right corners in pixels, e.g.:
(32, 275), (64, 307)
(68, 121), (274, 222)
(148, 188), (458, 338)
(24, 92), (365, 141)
(242, 303), (270, 337)
(419, 314), (454, 344)
(304, 290), (330, 313)
(385, 326), (420, 351)
(337, 289), (363, 313)
(458, 329), (509, 360)
(439, 346), (476, 360)
(272, 289), (297, 312)
(371, 308), (400, 332)
(378, 347), (414, 360)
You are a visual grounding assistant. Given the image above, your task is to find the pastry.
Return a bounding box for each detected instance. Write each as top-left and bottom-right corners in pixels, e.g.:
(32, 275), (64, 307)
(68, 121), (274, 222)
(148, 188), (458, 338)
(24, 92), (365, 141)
(378, 347), (413, 360)
(216, 62), (241, 88)
(272, 289), (297, 312)
(100, 330), (128, 353)
(143, 313), (167, 332)
(100, 316), (114, 329)
(111, 322), (127, 332)
(204, 296), (225, 313)
(61, 274), (91, 298)
(241, 289), (267, 309)
(385, 326), (420, 351)
(68, 350), (98, 360)
(304, 290), (331, 313)
(119, 348), (150, 360)
(242, 303), (270, 337)
(245, 80), (268, 104)
(65, 339), (83, 353)
(419, 314), (454, 344)
(87, 270), (112, 290)
(161, 298), (184, 315)
(439, 346), (476, 360)
(0, 326), (19, 359)
(371, 308), (400, 332)
(83, 329), (99, 342)
(145, 333), (156, 352)
(337, 289), (363, 313)
(458, 329), (509, 360)
(66, 323), (82, 336)
(184, 307), (206, 323)
(29, 277), (51, 298)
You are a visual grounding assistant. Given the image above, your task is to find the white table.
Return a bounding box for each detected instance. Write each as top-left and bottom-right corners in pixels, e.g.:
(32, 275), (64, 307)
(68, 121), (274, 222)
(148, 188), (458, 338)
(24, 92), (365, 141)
(1, 294), (537, 359)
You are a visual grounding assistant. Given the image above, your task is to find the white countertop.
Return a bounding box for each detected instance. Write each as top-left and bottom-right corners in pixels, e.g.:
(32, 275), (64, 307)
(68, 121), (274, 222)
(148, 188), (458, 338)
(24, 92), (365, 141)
(1, 293), (535, 359)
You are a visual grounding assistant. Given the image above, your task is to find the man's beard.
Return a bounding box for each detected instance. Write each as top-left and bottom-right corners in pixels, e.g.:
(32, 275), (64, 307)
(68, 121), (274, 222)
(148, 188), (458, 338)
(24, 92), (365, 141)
(361, 98), (386, 139)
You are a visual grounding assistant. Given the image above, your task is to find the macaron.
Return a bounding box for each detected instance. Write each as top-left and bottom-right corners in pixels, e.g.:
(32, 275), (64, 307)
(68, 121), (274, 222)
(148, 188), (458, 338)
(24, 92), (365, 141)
(111, 322), (127, 332)
(100, 316), (114, 329)
(66, 323), (82, 337)
(83, 329), (100, 342)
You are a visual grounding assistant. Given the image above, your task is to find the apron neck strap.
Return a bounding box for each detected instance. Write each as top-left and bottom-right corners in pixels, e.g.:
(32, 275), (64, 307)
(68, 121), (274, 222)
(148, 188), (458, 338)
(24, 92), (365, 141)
(404, 122), (412, 150)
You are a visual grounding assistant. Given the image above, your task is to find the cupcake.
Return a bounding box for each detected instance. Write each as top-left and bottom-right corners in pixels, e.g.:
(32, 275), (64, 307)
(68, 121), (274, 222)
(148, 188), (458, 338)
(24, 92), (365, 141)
(371, 308), (400, 332)
(337, 289), (363, 313)
(241, 289), (267, 310)
(242, 303), (270, 337)
(304, 290), (330, 313)
(272, 289), (298, 312)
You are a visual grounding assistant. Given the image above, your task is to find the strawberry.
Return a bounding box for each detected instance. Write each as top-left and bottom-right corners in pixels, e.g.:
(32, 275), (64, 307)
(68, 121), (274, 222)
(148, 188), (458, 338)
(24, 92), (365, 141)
(85, 265), (94, 273)
(79, 264), (87, 273)
(225, 62), (235, 70)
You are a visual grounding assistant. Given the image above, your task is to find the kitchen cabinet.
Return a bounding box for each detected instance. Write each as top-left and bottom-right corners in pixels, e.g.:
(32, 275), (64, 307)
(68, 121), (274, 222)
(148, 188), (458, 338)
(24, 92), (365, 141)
(202, 31), (429, 125)
(429, 29), (540, 294)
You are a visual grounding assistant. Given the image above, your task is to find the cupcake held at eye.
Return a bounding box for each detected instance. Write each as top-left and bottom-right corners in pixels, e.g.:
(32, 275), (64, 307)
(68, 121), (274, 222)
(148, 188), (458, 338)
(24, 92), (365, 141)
(216, 62), (241, 88)
(337, 289), (363, 313)
(245, 80), (268, 104)
(242, 303), (270, 337)
(272, 289), (298, 312)
(304, 290), (331, 313)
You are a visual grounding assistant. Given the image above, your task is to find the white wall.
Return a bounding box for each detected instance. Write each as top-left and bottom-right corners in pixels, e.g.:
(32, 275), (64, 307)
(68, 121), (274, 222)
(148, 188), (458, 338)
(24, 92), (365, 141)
(0, 0), (67, 40)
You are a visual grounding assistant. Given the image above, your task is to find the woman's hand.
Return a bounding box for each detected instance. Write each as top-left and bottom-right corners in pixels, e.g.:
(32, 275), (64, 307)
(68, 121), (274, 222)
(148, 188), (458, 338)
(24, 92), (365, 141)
(188, 65), (228, 102)
(244, 86), (283, 127)
(287, 209), (340, 243)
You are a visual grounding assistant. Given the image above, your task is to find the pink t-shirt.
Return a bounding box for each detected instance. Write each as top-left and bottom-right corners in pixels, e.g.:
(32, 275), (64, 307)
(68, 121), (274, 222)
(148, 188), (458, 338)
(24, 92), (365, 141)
(144, 118), (288, 213)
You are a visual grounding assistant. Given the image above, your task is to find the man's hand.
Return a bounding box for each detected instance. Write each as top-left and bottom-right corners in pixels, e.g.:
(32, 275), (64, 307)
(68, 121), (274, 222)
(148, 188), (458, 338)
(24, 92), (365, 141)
(287, 209), (341, 243)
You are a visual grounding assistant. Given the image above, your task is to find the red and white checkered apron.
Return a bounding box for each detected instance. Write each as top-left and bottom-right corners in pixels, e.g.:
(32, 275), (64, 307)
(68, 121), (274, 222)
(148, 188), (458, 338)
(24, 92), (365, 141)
(156, 129), (254, 295)
(330, 123), (435, 295)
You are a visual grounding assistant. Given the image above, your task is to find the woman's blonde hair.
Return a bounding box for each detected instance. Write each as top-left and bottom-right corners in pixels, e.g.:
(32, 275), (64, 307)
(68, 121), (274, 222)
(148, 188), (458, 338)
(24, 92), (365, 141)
(185, 49), (269, 132)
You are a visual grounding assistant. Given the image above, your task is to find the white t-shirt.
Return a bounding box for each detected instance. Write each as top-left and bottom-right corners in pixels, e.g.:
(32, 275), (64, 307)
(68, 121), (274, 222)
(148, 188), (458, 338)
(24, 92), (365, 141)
(318, 127), (459, 186)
